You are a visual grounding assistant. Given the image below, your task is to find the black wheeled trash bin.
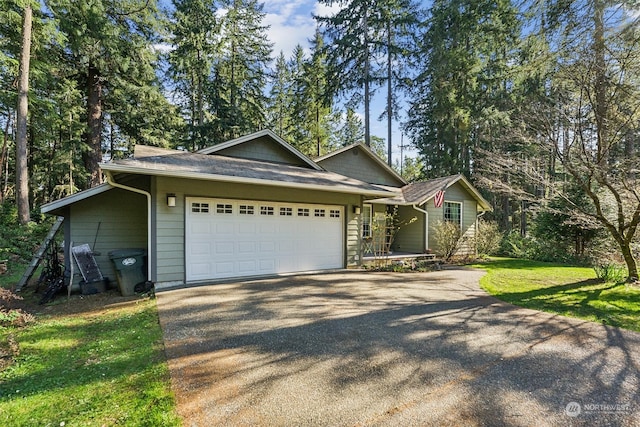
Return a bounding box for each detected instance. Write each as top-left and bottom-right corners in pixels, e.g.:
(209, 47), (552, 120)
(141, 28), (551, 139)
(108, 249), (146, 296)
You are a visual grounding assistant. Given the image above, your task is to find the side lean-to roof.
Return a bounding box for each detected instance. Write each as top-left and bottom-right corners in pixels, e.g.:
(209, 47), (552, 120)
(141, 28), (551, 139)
(369, 174), (492, 212)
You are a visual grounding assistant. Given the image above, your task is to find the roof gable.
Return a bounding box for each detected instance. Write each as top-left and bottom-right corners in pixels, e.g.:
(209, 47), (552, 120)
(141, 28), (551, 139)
(368, 174), (492, 212)
(315, 143), (407, 187)
(197, 129), (322, 170)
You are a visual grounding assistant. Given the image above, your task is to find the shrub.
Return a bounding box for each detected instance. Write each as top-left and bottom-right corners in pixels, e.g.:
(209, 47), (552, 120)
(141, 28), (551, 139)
(593, 263), (627, 283)
(0, 204), (53, 262)
(476, 219), (502, 256)
(433, 220), (463, 261)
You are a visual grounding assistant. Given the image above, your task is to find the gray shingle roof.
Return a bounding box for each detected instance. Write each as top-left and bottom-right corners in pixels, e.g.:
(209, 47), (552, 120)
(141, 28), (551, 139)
(368, 174), (492, 211)
(101, 147), (395, 197)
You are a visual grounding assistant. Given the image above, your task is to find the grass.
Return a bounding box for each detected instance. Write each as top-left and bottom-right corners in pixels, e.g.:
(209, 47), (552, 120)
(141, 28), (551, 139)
(0, 290), (180, 426)
(472, 257), (640, 332)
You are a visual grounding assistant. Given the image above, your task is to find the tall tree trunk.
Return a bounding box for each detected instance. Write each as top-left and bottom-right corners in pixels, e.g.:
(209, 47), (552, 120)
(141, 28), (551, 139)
(85, 63), (103, 187)
(1, 111), (11, 203)
(386, 20), (392, 166)
(594, 0), (607, 166)
(16, 5), (32, 224)
(363, 7), (370, 147)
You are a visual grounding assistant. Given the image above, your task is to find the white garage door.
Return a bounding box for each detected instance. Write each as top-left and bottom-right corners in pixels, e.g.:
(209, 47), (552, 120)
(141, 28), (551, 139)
(185, 197), (344, 281)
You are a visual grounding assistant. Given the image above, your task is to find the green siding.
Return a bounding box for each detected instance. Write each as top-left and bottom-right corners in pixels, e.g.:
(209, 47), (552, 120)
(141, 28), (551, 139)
(69, 189), (147, 287)
(213, 136), (309, 166)
(392, 206), (424, 253)
(424, 182), (478, 256)
(318, 149), (405, 187)
(153, 176), (361, 285)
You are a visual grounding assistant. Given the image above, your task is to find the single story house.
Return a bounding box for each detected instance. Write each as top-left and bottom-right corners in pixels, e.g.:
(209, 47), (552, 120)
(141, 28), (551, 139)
(41, 129), (490, 290)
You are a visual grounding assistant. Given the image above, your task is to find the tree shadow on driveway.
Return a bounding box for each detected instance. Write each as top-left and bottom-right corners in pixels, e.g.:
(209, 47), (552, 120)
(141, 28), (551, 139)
(157, 269), (640, 427)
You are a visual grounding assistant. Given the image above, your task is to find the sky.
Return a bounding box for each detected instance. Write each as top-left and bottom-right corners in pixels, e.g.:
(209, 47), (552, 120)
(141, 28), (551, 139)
(261, 0), (417, 163)
(160, 0), (417, 163)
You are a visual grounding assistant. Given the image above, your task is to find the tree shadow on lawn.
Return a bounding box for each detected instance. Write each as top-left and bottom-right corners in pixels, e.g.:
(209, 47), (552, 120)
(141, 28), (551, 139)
(493, 279), (640, 330)
(158, 272), (640, 426)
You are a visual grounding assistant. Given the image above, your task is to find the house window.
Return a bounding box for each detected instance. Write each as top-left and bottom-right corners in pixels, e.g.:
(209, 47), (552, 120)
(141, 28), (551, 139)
(260, 206), (274, 216)
(216, 203), (233, 214)
(444, 201), (462, 228)
(330, 209), (340, 218)
(362, 204), (372, 237)
(298, 208), (310, 217)
(239, 205), (254, 215)
(280, 207), (293, 216)
(191, 202), (210, 213)
(314, 209), (326, 217)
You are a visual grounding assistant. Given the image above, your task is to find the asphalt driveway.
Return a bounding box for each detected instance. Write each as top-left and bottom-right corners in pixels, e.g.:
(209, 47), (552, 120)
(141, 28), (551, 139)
(156, 268), (640, 426)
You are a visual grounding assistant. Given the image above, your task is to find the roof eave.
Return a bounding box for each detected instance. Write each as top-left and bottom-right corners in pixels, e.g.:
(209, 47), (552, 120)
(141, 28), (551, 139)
(99, 163), (396, 198)
(41, 183), (114, 214)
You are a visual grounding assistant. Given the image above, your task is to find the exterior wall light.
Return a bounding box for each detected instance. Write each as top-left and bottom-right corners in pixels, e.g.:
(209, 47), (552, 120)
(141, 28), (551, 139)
(353, 205), (361, 215)
(167, 193), (176, 207)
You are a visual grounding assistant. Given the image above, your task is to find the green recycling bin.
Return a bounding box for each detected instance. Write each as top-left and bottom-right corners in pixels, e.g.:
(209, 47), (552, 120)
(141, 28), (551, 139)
(109, 249), (146, 296)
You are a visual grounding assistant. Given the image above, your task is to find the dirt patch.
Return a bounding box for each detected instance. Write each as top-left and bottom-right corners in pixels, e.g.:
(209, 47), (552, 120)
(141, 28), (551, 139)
(12, 285), (148, 318)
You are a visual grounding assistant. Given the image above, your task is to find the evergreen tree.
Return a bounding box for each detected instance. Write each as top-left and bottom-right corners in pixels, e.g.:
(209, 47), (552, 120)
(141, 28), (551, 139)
(405, 0), (520, 178)
(330, 108), (364, 147)
(48, 0), (178, 187)
(304, 29), (338, 157)
(315, 0), (381, 147)
(268, 51), (293, 138)
(168, 0), (219, 150)
(209, 0), (272, 142)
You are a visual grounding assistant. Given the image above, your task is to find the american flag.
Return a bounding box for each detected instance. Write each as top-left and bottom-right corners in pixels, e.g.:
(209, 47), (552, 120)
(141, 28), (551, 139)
(434, 190), (445, 208)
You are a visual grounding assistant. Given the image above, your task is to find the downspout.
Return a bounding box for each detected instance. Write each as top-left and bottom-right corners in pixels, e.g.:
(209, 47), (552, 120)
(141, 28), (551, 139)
(412, 204), (429, 252)
(105, 171), (152, 283)
(476, 210), (487, 257)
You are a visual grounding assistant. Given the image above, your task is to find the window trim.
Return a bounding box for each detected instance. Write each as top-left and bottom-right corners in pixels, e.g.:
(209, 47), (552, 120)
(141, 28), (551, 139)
(443, 201), (463, 228)
(362, 204), (372, 238)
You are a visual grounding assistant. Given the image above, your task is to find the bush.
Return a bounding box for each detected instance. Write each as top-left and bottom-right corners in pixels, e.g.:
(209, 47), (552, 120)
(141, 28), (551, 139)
(433, 220), (463, 261)
(476, 219), (502, 256)
(0, 203), (53, 263)
(499, 231), (587, 264)
(593, 263), (627, 283)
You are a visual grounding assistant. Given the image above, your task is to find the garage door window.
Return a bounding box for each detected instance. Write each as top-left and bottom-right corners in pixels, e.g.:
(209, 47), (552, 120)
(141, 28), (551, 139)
(239, 205), (254, 215)
(330, 209), (340, 218)
(280, 207), (293, 216)
(314, 209), (326, 217)
(298, 208), (310, 217)
(192, 202), (210, 213)
(216, 204), (233, 214)
(261, 206), (274, 215)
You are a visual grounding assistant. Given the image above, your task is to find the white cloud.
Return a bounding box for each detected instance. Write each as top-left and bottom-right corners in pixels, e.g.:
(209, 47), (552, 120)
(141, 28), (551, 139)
(313, 2), (342, 18)
(263, 0), (318, 58)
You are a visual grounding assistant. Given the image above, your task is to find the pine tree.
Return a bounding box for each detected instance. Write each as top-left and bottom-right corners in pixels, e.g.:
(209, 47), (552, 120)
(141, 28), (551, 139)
(168, 0), (219, 150)
(210, 0), (272, 142)
(315, 0), (381, 147)
(48, 0), (177, 187)
(405, 0), (520, 178)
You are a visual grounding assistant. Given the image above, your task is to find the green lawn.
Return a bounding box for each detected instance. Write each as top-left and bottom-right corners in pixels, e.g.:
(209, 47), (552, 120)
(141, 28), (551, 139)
(472, 257), (640, 332)
(0, 295), (180, 426)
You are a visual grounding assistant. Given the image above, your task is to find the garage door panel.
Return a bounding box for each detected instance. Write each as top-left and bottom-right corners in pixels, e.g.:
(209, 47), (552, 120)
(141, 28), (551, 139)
(238, 242), (256, 253)
(238, 260), (256, 273)
(186, 198), (344, 281)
